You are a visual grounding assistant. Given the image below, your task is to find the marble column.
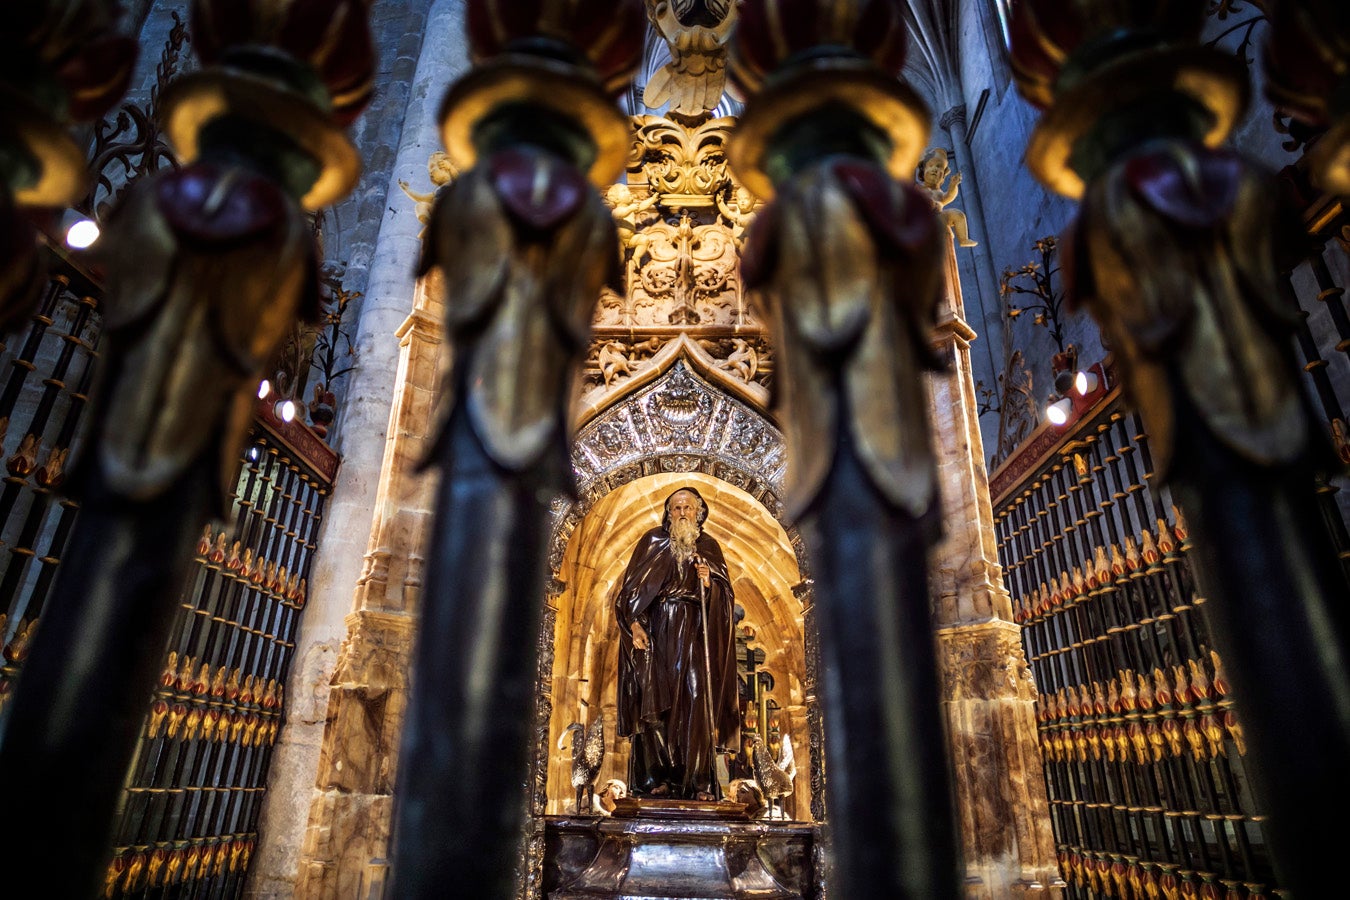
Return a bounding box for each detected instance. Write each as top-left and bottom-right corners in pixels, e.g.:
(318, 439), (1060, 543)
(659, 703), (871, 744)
(249, 1), (468, 896)
(928, 239), (1063, 896)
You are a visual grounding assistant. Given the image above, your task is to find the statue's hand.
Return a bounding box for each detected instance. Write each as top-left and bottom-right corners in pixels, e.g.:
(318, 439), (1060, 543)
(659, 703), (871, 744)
(695, 560), (710, 587)
(631, 621), (650, 651)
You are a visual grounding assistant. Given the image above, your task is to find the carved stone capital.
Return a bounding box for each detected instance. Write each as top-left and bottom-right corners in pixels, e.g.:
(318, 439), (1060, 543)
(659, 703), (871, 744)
(936, 619), (1037, 704)
(939, 104), (968, 133)
(331, 609), (415, 691)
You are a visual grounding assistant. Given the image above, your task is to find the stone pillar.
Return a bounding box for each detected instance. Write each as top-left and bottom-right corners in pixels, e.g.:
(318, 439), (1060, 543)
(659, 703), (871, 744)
(292, 274), (445, 899)
(937, 103), (1007, 400)
(928, 240), (1063, 896)
(251, 1), (469, 896)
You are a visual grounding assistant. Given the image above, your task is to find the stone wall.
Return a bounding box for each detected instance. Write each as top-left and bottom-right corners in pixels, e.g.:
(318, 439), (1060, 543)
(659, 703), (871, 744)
(246, 1), (465, 896)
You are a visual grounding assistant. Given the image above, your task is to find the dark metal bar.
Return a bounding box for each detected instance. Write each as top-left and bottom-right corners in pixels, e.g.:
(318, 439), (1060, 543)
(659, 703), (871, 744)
(0, 10), (370, 891)
(1278, 271), (1347, 423)
(1167, 406), (1350, 897)
(798, 436), (964, 898)
(1307, 245), (1350, 351)
(0, 277), (72, 422)
(0, 467), (215, 897)
(390, 406), (559, 896)
(387, 6), (640, 893)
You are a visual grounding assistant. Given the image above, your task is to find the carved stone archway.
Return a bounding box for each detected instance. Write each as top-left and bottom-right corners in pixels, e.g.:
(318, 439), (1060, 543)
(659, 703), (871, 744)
(528, 354), (827, 829)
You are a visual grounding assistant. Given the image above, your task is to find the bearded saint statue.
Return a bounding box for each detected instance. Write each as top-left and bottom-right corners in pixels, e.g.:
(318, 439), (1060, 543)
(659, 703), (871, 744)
(613, 486), (740, 800)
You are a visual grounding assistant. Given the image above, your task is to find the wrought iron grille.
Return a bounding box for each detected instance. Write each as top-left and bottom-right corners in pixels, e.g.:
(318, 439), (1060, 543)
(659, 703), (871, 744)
(990, 164), (1350, 898)
(993, 396), (1278, 899)
(102, 415), (336, 898)
(0, 219), (341, 900)
(0, 270), (101, 704)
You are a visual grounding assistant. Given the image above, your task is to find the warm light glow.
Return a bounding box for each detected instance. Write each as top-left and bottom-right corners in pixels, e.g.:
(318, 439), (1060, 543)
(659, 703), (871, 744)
(65, 218), (100, 249)
(1074, 370), (1100, 396)
(278, 399), (297, 422)
(1046, 396), (1073, 426)
(257, 379), (271, 400)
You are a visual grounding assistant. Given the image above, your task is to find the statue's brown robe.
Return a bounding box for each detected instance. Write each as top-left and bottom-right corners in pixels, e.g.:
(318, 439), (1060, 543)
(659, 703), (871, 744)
(613, 525), (740, 797)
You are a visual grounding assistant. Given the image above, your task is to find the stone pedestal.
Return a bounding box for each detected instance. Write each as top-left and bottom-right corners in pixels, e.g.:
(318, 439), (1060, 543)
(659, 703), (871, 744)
(547, 803), (814, 900)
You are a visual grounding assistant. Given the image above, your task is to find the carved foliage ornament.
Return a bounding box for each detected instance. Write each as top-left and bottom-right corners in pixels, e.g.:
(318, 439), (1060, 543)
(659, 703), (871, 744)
(600, 115), (761, 332)
(632, 115), (735, 200)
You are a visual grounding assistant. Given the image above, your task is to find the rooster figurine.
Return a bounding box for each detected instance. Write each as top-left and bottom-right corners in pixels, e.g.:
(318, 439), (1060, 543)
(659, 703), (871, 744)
(749, 731), (795, 819)
(559, 714), (606, 816)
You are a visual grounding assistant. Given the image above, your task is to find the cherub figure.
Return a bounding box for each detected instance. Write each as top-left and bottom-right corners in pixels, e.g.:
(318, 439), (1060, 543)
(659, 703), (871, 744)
(604, 182), (660, 229)
(716, 185), (758, 247)
(916, 147), (978, 248)
(399, 150), (459, 240)
(603, 183), (660, 283)
(604, 183), (660, 246)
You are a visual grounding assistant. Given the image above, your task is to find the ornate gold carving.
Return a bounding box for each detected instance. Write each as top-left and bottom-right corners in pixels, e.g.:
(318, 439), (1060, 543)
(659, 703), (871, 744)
(599, 208), (746, 328)
(587, 115), (774, 422)
(631, 115), (736, 205)
(572, 360), (786, 491)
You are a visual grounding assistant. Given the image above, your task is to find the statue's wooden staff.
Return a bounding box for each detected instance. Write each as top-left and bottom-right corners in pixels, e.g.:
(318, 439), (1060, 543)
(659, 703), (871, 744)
(694, 553), (719, 800)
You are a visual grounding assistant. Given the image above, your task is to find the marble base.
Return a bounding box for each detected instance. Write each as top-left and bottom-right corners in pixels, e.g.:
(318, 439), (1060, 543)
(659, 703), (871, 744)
(546, 805), (814, 900)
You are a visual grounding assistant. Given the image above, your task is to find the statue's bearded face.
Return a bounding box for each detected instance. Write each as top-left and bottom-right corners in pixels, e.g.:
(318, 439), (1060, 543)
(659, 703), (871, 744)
(667, 490), (703, 565)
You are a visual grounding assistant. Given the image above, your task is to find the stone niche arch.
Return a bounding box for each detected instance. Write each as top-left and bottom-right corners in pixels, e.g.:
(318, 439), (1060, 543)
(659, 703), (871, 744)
(533, 358), (823, 823)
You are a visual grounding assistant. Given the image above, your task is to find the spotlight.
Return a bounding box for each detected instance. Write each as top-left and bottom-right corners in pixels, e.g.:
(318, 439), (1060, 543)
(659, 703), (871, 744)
(1053, 369), (1075, 396)
(276, 399), (297, 423)
(257, 379), (272, 400)
(1046, 396), (1073, 426)
(64, 215), (100, 249)
(1074, 370), (1100, 396)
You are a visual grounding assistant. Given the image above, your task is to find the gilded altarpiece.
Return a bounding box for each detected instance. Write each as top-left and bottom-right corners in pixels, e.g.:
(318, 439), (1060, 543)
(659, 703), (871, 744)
(296, 114), (1060, 898)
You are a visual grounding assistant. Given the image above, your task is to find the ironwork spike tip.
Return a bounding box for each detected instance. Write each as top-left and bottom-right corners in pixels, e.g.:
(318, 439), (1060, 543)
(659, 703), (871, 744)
(1008, 0), (1246, 199)
(726, 0), (928, 201)
(436, 0), (646, 188)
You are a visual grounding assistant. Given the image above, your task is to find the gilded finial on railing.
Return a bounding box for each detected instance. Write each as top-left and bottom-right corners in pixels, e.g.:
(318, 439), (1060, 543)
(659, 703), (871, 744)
(0, 4), (376, 895)
(1264, 1), (1350, 196)
(0, 2), (137, 329)
(725, 4), (965, 895)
